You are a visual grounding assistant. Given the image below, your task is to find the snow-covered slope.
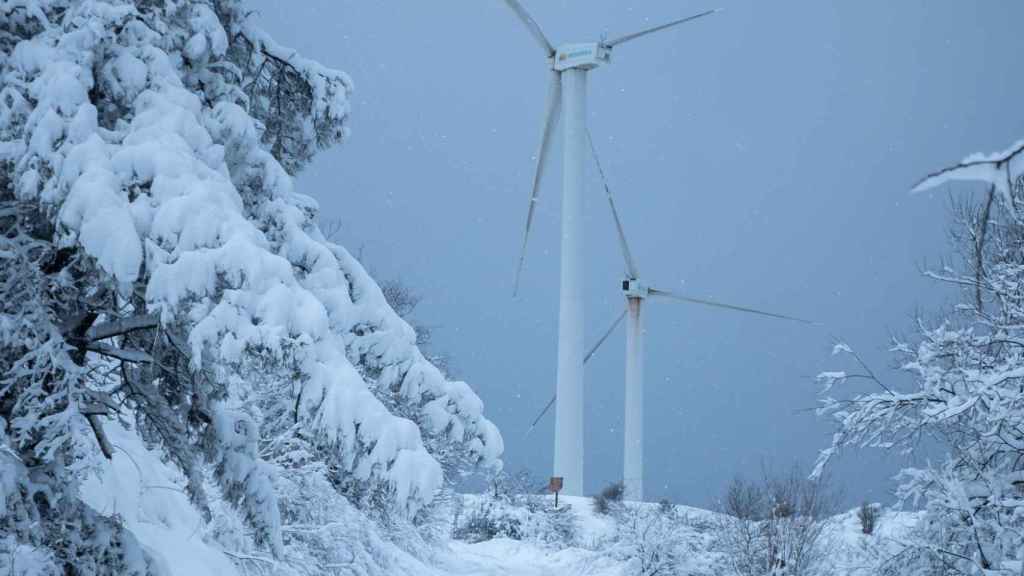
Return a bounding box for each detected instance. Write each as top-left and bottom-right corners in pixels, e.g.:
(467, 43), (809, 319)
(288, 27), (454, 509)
(447, 494), (919, 576)
(83, 460), (928, 576)
(826, 507), (923, 576)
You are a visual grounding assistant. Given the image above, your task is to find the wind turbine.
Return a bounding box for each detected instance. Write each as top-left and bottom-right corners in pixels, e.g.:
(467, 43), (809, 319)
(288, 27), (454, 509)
(527, 136), (816, 501)
(501, 0), (720, 497)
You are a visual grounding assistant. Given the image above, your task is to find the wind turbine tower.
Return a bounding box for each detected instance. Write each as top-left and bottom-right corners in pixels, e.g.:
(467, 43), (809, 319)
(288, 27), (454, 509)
(501, 0), (719, 496)
(526, 138), (816, 502)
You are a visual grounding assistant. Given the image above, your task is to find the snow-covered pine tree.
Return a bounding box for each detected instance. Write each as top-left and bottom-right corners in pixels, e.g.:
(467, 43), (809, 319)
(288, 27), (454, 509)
(0, 1), (502, 573)
(815, 139), (1024, 575)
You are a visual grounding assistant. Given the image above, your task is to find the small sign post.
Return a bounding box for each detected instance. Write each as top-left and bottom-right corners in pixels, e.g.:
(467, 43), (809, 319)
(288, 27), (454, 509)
(548, 476), (564, 508)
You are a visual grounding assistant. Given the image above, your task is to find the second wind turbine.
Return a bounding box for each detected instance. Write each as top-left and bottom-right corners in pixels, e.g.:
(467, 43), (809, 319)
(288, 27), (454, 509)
(502, 0), (719, 496)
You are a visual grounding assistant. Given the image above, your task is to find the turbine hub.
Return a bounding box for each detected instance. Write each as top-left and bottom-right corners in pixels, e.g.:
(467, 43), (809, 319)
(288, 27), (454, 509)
(552, 43), (611, 71)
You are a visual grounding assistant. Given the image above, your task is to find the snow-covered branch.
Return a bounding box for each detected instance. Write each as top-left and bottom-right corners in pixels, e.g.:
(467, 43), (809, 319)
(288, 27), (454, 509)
(818, 136), (1024, 573)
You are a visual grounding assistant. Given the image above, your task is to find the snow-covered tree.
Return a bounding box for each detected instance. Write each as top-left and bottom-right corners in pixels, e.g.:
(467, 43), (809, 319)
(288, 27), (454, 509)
(0, 0), (502, 572)
(816, 139), (1024, 574)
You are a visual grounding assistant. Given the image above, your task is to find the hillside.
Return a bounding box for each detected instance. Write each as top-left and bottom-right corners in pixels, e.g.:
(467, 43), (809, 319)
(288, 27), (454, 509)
(443, 494), (919, 576)
(71, 441), (925, 576)
(54, 426), (921, 576)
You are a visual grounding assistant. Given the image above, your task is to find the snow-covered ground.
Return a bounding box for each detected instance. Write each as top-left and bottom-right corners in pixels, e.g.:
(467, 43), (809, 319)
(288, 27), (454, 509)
(444, 494), (919, 576)
(447, 494), (917, 576)
(69, 429), (913, 576)
(445, 538), (626, 576)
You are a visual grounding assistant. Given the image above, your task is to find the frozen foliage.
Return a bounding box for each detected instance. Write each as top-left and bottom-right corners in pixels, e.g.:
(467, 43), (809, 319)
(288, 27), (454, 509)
(818, 137), (1024, 574)
(603, 504), (690, 576)
(447, 493), (914, 576)
(0, 0), (501, 573)
(453, 493), (718, 575)
(453, 491), (576, 546)
(714, 469), (839, 576)
(592, 480), (625, 515)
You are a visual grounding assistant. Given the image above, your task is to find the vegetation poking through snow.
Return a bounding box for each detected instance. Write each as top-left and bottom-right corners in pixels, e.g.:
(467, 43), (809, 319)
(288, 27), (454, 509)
(592, 480), (626, 515)
(453, 469), (577, 546)
(714, 467), (840, 576)
(857, 502), (879, 536)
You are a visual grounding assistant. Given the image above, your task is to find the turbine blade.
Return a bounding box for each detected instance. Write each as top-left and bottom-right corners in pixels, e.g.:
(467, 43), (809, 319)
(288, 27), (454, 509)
(526, 309), (627, 435)
(585, 308), (628, 364)
(605, 9), (720, 48)
(649, 288), (817, 325)
(587, 129), (639, 279)
(513, 71), (562, 296)
(526, 395), (556, 436)
(502, 0), (556, 56)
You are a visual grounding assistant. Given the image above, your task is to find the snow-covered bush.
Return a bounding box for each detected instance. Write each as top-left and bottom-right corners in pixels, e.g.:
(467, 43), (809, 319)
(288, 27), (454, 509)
(0, 0), (502, 572)
(453, 488), (577, 547)
(453, 499), (528, 543)
(605, 504), (685, 576)
(714, 468), (838, 576)
(816, 139), (1024, 574)
(856, 502), (879, 536)
(592, 481), (626, 515)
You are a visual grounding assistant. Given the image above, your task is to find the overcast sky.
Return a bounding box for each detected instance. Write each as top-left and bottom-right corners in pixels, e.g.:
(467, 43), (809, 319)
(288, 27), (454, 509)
(249, 0), (1024, 507)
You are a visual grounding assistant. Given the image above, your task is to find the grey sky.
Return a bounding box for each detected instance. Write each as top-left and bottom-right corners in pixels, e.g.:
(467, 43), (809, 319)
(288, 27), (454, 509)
(249, 0), (1024, 507)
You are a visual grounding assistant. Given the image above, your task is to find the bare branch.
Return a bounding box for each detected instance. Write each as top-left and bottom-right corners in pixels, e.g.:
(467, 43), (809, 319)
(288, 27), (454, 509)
(86, 343), (154, 363)
(86, 313), (159, 341)
(86, 414), (114, 460)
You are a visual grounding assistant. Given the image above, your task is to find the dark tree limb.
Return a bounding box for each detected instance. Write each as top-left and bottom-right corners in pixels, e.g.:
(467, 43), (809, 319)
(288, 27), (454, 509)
(86, 313), (160, 342)
(974, 185), (995, 312)
(913, 141), (1024, 191)
(86, 414), (114, 460)
(86, 343), (154, 364)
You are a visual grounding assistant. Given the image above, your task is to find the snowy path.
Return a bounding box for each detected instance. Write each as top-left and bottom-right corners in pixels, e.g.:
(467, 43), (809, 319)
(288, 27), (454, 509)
(436, 496), (628, 576)
(441, 539), (625, 576)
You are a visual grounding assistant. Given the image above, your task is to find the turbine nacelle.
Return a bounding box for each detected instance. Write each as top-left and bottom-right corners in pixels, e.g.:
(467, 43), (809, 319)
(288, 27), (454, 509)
(621, 278), (649, 299)
(553, 43), (611, 71)
(506, 1), (721, 295)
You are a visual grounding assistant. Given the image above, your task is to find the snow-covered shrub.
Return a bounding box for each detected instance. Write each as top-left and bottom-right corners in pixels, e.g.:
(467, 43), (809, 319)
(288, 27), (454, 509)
(452, 499), (526, 543)
(857, 502), (879, 536)
(605, 504), (684, 576)
(0, 0), (502, 572)
(817, 139), (1024, 575)
(453, 491), (577, 547)
(715, 469), (837, 576)
(593, 481), (626, 515)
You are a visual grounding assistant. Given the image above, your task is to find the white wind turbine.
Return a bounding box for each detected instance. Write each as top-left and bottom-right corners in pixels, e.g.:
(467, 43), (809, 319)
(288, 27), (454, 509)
(527, 136), (816, 502)
(502, 0), (720, 498)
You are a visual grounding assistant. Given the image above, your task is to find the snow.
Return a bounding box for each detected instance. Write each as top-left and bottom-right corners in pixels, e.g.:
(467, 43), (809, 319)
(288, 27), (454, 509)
(25, 410), (921, 576)
(911, 157), (1004, 194)
(442, 496), (917, 576)
(831, 342), (853, 355)
(825, 507), (924, 576)
(445, 538), (627, 576)
(80, 422), (240, 576)
(75, 424), (608, 576)
(911, 139), (1024, 214)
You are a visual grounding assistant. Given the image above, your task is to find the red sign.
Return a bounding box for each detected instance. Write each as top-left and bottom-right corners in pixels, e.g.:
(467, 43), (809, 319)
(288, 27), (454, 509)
(549, 476), (564, 493)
